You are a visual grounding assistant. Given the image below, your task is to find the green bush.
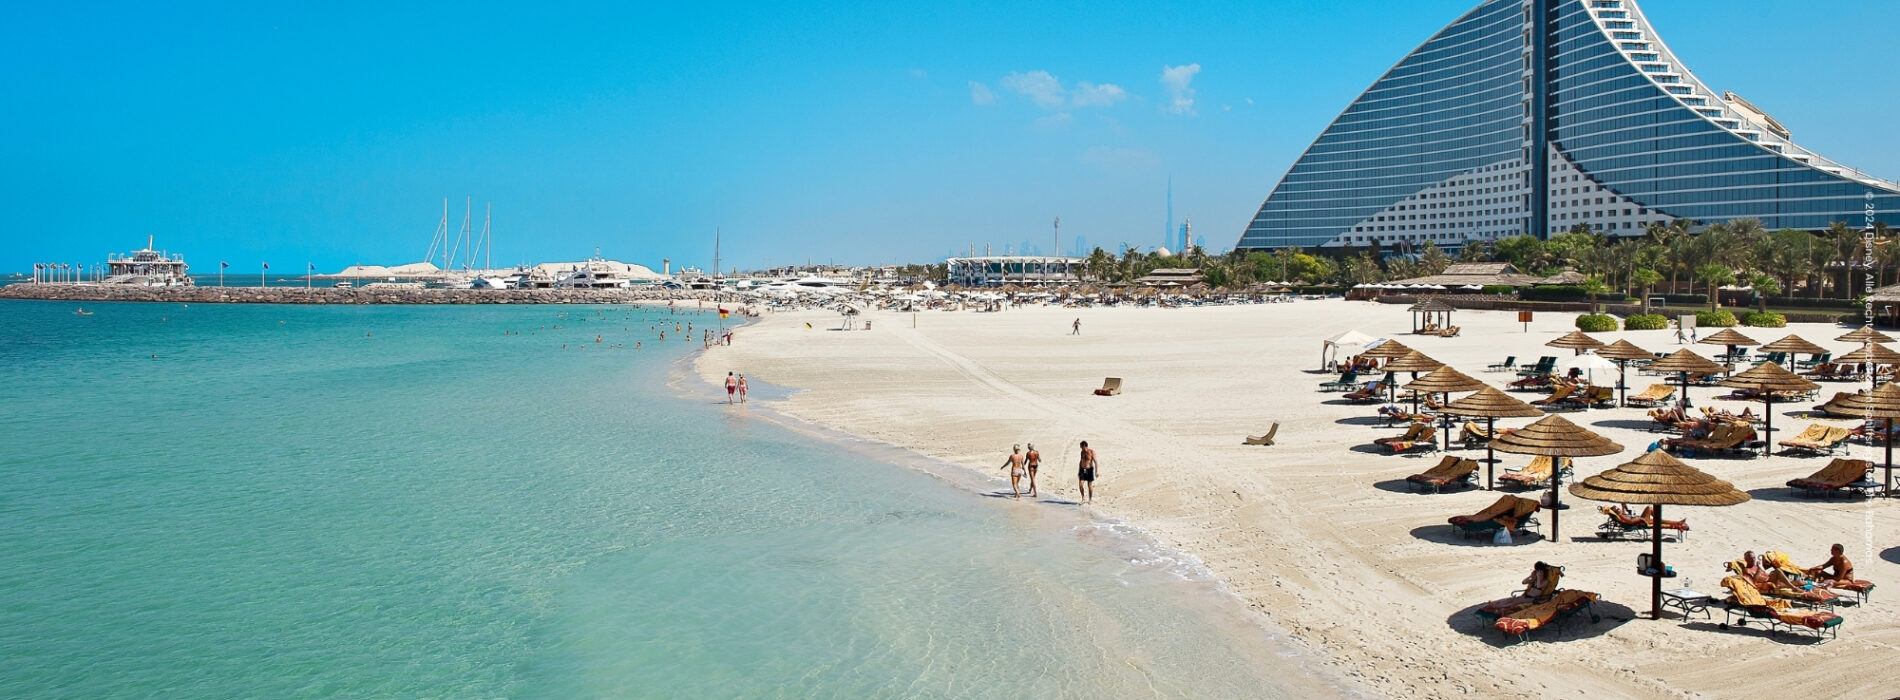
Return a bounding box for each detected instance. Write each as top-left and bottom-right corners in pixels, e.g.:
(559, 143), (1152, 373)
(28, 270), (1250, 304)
(1740, 311), (1787, 328)
(1575, 314), (1619, 332)
(1623, 314), (1667, 331)
(1696, 310), (1737, 328)
(1523, 285), (1627, 303)
(1480, 285), (1517, 296)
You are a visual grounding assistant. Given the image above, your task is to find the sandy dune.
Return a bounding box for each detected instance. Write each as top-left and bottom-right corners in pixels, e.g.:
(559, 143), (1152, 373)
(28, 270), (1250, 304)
(695, 299), (1898, 699)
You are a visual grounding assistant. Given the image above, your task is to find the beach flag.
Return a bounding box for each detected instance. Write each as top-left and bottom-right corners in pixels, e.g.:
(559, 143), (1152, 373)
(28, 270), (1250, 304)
(220, 261), (229, 268)
(718, 307), (730, 319)
(262, 262), (269, 269)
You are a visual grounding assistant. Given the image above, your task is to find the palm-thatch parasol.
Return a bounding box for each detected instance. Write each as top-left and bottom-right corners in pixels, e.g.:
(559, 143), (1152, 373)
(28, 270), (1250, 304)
(1359, 339), (1415, 361)
(1568, 450), (1749, 620)
(1442, 387), (1543, 489)
(1821, 382), (1900, 494)
(1837, 325), (1895, 345)
(1833, 343), (1900, 394)
(1546, 330), (1606, 355)
(1718, 362), (1820, 455)
(1406, 367), (1489, 451)
(1489, 414), (1624, 540)
(1757, 334), (1827, 370)
(1382, 350), (1442, 406)
(1645, 349), (1728, 408)
(1596, 339), (1654, 406)
(1698, 328), (1759, 365)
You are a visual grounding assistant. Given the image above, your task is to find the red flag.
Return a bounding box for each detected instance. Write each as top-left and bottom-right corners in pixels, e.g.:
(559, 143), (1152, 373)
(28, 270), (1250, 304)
(718, 308), (730, 319)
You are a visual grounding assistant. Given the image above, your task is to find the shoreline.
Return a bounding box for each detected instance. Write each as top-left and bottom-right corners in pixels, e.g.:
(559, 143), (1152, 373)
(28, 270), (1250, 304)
(0, 283), (726, 305)
(691, 299), (1899, 699)
(671, 336), (1369, 697)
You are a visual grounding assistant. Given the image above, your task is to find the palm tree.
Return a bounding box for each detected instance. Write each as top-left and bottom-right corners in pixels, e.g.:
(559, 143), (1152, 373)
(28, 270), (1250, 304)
(1696, 263), (1734, 311)
(1581, 276), (1611, 315)
(1632, 268), (1663, 314)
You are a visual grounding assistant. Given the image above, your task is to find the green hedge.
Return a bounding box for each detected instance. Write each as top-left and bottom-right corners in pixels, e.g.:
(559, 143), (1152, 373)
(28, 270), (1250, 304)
(1623, 313), (1667, 331)
(1523, 285), (1627, 303)
(1696, 310), (1737, 328)
(1480, 285), (1517, 296)
(1740, 311), (1787, 328)
(1575, 314), (1619, 332)
(1657, 293), (1708, 306)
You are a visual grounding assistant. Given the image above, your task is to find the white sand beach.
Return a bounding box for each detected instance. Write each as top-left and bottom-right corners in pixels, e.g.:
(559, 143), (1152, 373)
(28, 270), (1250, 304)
(695, 299), (1898, 699)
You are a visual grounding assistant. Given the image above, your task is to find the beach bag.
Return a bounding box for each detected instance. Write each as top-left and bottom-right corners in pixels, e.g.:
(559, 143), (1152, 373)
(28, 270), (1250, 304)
(1493, 528), (1513, 545)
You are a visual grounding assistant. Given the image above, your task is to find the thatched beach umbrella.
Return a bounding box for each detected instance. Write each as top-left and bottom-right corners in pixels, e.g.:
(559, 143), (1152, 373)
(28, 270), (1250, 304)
(1568, 450), (1749, 620)
(1757, 334), (1827, 370)
(1645, 349), (1727, 408)
(1698, 328), (1759, 366)
(1383, 351), (1444, 407)
(1359, 339), (1415, 361)
(1821, 382), (1900, 494)
(1837, 325), (1895, 345)
(1489, 414), (1624, 540)
(1718, 362), (1820, 454)
(1546, 330), (1606, 355)
(1596, 339), (1654, 406)
(1442, 387), (1543, 489)
(1407, 367), (1489, 451)
(1833, 343), (1900, 394)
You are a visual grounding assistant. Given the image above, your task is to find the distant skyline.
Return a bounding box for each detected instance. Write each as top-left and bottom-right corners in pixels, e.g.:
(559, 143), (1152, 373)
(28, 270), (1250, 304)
(5, 1), (1897, 273)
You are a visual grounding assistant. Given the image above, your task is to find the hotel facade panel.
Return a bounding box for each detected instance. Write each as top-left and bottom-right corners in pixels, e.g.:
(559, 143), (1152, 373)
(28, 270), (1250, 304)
(1237, 0), (1900, 251)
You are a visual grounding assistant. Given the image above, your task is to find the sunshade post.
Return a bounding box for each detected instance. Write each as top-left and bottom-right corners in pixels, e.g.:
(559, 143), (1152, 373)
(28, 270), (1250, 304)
(1486, 417), (1496, 490)
(1651, 505), (1665, 619)
(1761, 395), (1774, 456)
(1550, 468), (1563, 540)
(1678, 371), (1690, 408)
(1888, 417), (1895, 496)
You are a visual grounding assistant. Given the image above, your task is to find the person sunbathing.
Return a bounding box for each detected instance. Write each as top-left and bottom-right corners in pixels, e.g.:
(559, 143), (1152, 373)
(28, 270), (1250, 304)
(1520, 561), (1559, 602)
(1806, 543), (1856, 587)
(1740, 551), (1795, 590)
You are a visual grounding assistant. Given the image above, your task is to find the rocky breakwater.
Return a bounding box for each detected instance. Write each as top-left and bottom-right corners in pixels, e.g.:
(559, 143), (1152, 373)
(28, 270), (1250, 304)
(0, 284), (720, 305)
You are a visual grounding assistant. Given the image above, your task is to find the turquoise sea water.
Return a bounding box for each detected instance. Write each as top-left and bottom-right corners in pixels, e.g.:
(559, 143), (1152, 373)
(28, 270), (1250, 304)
(0, 300), (1332, 698)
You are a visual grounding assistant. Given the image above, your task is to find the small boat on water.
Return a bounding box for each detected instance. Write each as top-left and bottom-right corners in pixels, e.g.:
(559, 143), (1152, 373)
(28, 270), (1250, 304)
(73, 307), (93, 316)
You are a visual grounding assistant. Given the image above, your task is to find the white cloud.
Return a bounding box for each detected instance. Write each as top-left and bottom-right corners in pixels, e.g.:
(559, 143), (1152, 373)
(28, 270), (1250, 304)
(909, 68), (928, 80)
(1071, 81), (1127, 107)
(1160, 63), (1202, 115)
(1244, 97), (1255, 105)
(1034, 112), (1073, 131)
(969, 81), (996, 106)
(1001, 70), (1066, 109)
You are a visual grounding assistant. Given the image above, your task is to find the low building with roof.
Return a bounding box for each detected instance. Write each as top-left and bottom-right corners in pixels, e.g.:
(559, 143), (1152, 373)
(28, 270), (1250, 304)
(1388, 262), (1545, 288)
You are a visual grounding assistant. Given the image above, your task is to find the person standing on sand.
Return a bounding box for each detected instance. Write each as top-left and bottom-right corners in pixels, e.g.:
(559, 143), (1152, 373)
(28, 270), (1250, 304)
(737, 374), (749, 403)
(1077, 441), (1097, 503)
(725, 372), (738, 404)
(1000, 445), (1026, 499)
(1072, 318), (1081, 335)
(1023, 443), (1041, 497)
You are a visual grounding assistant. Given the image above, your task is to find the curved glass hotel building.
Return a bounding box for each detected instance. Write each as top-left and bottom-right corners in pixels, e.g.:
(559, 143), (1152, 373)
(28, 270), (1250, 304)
(1236, 0), (1900, 251)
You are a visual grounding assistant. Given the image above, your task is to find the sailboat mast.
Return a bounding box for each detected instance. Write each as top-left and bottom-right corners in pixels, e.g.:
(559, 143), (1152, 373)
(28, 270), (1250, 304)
(483, 202), (492, 271)
(714, 228), (721, 280)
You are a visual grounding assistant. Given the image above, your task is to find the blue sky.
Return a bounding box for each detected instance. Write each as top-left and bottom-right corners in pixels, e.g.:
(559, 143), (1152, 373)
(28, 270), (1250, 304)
(4, 1), (1896, 274)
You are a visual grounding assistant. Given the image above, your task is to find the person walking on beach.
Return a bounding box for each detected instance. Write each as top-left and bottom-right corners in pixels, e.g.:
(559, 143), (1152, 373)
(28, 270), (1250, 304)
(725, 371), (738, 404)
(1072, 318), (1081, 335)
(1077, 441), (1097, 503)
(1673, 320), (1686, 345)
(1000, 445), (1026, 499)
(737, 374), (749, 403)
(1023, 443), (1041, 498)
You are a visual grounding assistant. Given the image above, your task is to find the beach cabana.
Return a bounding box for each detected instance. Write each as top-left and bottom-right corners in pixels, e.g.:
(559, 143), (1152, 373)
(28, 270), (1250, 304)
(1645, 349), (1727, 408)
(1756, 335), (1827, 370)
(1408, 298), (1455, 334)
(1442, 387), (1543, 490)
(1596, 339), (1654, 406)
(1717, 362), (1820, 454)
(1321, 329), (1377, 370)
(1405, 367), (1488, 450)
(1383, 351), (1444, 407)
(1698, 328), (1759, 365)
(1488, 414), (1623, 541)
(1820, 382), (1900, 494)
(1546, 330), (1605, 355)
(1568, 450), (1749, 620)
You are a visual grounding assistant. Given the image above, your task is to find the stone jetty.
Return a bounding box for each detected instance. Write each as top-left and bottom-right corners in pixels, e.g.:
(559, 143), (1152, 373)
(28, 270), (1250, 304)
(0, 283), (723, 305)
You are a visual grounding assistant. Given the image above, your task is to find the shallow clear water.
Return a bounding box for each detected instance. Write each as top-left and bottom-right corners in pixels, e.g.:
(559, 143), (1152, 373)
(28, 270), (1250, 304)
(0, 300), (1332, 698)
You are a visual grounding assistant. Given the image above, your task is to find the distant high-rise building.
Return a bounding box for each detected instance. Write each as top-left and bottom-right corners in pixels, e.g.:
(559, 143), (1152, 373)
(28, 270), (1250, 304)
(1237, 0), (1900, 251)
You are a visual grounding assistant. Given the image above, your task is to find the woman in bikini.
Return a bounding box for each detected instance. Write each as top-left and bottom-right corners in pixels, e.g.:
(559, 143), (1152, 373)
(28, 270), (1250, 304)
(1000, 445), (1026, 499)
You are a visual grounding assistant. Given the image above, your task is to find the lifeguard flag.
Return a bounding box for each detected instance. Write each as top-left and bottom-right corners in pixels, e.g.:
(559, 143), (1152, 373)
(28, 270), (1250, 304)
(718, 308), (730, 319)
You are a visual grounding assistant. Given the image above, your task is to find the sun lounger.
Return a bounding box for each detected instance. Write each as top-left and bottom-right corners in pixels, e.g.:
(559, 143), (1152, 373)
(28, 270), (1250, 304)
(1722, 558), (1845, 609)
(1530, 385), (1575, 407)
(1093, 377), (1122, 396)
(1778, 425), (1853, 456)
(1243, 422), (1279, 446)
(1796, 353), (1832, 370)
(1476, 565), (1565, 621)
(1486, 356), (1515, 372)
(1786, 458), (1872, 498)
(1516, 357), (1556, 377)
(1344, 381), (1388, 403)
(1490, 590), (1600, 643)
(1405, 456), (1478, 493)
(1580, 385), (1615, 408)
(1459, 421), (1494, 449)
(1717, 576), (1842, 640)
(1498, 455), (1567, 489)
(1438, 326), (1460, 338)
(1448, 495), (1540, 541)
(1665, 423), (1758, 457)
(1624, 384), (1675, 407)
(1381, 426), (1437, 454)
(1766, 550), (1877, 603)
(1318, 371), (1359, 392)
(1595, 505), (1688, 541)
